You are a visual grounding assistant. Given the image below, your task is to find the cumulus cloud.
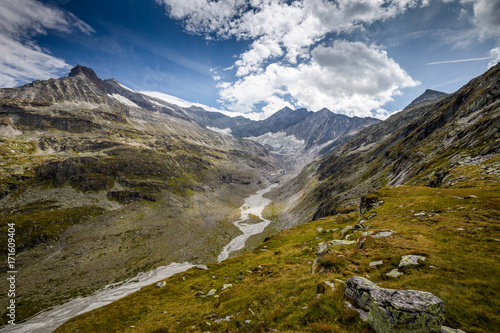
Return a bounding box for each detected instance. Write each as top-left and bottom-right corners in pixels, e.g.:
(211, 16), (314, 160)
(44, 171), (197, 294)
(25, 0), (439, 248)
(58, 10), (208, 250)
(489, 47), (500, 67)
(157, 0), (431, 117)
(463, 0), (500, 38)
(218, 41), (419, 117)
(0, 0), (94, 87)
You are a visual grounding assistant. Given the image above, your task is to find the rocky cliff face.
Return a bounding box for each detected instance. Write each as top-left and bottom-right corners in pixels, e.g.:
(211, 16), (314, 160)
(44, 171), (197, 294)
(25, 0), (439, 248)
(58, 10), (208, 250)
(303, 63), (500, 219)
(187, 106), (379, 155)
(408, 89), (448, 107)
(0, 66), (278, 324)
(187, 106), (379, 179)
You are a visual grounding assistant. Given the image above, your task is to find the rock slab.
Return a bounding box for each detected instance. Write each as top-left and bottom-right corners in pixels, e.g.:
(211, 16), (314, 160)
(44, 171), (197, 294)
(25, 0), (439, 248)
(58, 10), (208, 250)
(345, 276), (445, 333)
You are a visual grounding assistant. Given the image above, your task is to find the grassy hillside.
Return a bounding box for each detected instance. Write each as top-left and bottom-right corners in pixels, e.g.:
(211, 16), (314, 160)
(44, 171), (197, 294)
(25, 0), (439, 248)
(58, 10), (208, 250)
(57, 158), (499, 333)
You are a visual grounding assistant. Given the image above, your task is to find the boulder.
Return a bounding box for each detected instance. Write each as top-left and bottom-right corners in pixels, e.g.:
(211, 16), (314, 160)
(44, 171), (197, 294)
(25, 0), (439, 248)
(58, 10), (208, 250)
(196, 265), (209, 270)
(369, 260), (384, 268)
(345, 276), (445, 332)
(386, 269), (404, 278)
(399, 255), (426, 268)
(155, 281), (166, 288)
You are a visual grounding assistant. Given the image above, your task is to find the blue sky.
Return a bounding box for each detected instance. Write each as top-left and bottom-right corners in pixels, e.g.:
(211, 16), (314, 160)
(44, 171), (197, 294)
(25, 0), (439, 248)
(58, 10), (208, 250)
(0, 0), (499, 119)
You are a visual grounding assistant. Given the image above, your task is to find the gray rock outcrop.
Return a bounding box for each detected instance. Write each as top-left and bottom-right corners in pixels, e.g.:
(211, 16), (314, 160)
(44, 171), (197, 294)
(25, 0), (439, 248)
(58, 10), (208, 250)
(399, 255), (426, 268)
(345, 276), (445, 332)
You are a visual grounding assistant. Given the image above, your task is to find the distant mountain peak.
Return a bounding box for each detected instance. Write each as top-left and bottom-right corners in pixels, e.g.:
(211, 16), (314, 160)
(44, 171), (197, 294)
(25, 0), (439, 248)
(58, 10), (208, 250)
(68, 65), (105, 90)
(409, 89), (447, 107)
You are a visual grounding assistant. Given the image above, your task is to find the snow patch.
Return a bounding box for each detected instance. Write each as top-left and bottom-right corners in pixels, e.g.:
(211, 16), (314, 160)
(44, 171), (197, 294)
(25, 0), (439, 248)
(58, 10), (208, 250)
(108, 94), (141, 108)
(207, 126), (232, 135)
(139, 91), (252, 119)
(249, 131), (305, 155)
(118, 82), (135, 92)
(140, 91), (193, 108)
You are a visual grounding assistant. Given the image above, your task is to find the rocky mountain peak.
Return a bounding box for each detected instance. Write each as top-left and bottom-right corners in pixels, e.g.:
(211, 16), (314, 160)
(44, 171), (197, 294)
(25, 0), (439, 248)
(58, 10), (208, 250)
(408, 89), (447, 106)
(68, 65), (105, 91)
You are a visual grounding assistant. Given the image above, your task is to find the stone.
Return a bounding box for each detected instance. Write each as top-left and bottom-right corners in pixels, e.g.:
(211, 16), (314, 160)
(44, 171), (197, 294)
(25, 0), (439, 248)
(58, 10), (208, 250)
(317, 227), (324, 232)
(207, 289), (217, 296)
(386, 269), (404, 278)
(362, 231), (374, 236)
(372, 231), (394, 238)
(441, 326), (467, 332)
(196, 265), (209, 270)
(155, 281), (166, 288)
(329, 240), (356, 246)
(317, 280), (336, 294)
(345, 276), (445, 333)
(414, 212), (427, 217)
(399, 255), (426, 268)
(369, 260), (383, 268)
(222, 283), (233, 290)
(464, 195), (477, 199)
(316, 242), (329, 256)
(341, 225), (353, 236)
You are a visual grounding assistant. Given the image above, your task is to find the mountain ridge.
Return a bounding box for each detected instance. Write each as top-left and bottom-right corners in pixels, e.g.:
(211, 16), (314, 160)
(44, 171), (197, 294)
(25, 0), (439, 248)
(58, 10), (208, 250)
(1, 64), (498, 332)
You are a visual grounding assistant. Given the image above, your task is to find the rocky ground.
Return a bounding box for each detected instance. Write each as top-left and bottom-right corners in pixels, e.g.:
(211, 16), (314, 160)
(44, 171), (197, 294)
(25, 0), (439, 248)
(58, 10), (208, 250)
(56, 160), (499, 333)
(0, 67), (282, 325)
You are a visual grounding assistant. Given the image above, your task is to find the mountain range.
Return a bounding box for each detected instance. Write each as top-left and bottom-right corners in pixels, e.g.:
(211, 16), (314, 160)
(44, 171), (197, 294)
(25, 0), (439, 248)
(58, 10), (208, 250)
(0, 63), (498, 332)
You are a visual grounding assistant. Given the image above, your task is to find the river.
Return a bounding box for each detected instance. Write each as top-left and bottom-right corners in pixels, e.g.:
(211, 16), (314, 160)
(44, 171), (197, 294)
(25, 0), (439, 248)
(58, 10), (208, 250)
(1, 183), (277, 332)
(218, 183), (278, 261)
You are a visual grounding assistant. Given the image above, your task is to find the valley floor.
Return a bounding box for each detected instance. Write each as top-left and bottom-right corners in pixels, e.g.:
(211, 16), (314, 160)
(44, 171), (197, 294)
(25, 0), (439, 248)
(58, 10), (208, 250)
(56, 161), (500, 333)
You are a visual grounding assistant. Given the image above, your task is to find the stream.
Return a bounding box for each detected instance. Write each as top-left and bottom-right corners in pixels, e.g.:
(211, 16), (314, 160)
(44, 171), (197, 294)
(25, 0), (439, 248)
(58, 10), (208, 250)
(218, 183), (278, 261)
(1, 183), (277, 332)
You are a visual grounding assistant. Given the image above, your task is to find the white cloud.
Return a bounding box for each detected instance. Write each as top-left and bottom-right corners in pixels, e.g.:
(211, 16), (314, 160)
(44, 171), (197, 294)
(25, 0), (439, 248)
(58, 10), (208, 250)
(462, 0), (500, 38)
(157, 0), (431, 117)
(218, 40), (419, 118)
(0, 0), (93, 88)
(489, 47), (500, 67)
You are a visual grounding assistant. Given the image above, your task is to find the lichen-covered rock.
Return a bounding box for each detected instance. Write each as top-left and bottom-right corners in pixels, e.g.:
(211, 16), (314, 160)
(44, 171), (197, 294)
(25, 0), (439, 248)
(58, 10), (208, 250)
(369, 260), (383, 268)
(386, 269), (404, 278)
(341, 225), (353, 236)
(316, 242), (329, 256)
(345, 276), (445, 333)
(329, 240), (356, 246)
(399, 255), (426, 268)
(372, 231), (394, 238)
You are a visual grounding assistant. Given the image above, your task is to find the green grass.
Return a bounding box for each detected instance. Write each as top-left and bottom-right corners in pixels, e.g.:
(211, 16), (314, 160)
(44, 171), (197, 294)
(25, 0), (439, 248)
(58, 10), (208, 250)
(57, 165), (499, 333)
(0, 204), (105, 255)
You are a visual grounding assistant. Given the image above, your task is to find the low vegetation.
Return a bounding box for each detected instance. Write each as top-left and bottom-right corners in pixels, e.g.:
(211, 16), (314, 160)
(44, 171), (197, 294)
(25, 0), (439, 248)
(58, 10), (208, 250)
(57, 162), (499, 332)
